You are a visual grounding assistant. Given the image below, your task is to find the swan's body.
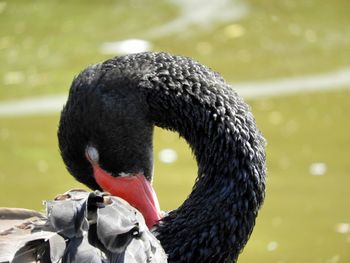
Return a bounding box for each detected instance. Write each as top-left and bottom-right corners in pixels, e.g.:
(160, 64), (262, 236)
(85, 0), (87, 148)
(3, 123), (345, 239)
(58, 52), (266, 263)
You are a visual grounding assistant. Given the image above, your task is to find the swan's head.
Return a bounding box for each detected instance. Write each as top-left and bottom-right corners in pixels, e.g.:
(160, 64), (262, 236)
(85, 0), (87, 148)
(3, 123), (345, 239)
(58, 64), (160, 228)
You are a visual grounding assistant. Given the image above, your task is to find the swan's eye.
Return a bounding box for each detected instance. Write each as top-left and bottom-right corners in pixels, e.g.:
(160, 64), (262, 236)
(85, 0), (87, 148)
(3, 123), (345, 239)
(85, 145), (99, 164)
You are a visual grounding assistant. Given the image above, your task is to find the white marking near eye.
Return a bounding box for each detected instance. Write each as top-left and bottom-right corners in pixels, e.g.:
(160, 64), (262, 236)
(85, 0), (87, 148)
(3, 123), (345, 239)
(119, 172), (132, 177)
(86, 145), (99, 164)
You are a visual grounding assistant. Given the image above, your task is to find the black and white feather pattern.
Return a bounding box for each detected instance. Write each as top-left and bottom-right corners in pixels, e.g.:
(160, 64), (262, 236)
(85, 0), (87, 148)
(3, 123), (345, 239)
(0, 189), (167, 263)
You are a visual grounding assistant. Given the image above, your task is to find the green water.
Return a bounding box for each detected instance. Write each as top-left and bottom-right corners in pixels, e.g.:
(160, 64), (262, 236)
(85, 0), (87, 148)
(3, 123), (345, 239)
(1, 1), (350, 262)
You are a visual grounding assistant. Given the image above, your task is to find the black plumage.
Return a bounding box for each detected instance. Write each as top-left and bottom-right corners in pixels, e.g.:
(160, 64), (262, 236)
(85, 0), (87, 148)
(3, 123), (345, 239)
(58, 52), (266, 263)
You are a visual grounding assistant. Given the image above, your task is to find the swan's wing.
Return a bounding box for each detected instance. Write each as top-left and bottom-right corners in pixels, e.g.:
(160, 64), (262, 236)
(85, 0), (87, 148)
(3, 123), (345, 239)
(90, 193), (167, 263)
(0, 208), (66, 263)
(0, 190), (167, 263)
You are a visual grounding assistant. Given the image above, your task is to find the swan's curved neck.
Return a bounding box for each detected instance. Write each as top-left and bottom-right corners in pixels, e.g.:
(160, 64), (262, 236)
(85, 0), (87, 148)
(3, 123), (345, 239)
(59, 53), (266, 263)
(138, 64), (266, 263)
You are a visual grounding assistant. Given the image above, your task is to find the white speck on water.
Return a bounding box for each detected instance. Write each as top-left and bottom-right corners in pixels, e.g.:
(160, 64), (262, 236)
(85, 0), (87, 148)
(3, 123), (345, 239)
(37, 160), (48, 173)
(7, 48), (18, 64)
(0, 2), (7, 14)
(0, 36), (11, 50)
(0, 128), (9, 140)
(237, 49), (251, 63)
(268, 111), (282, 125)
(100, 39), (152, 55)
(196, 42), (212, 55)
(305, 29), (317, 42)
(279, 158), (290, 170)
(224, 24), (245, 38)
(326, 255), (340, 263)
(309, 162), (327, 176)
(3, 71), (25, 85)
(272, 217), (282, 227)
(270, 15), (279, 22)
(288, 23), (302, 36)
(335, 223), (350, 234)
(266, 241), (278, 252)
(37, 45), (49, 59)
(284, 120), (299, 135)
(158, 148), (178, 164)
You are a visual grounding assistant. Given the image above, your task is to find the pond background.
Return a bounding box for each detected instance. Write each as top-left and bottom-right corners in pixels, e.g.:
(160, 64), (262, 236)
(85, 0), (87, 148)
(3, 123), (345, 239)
(1, 0), (350, 262)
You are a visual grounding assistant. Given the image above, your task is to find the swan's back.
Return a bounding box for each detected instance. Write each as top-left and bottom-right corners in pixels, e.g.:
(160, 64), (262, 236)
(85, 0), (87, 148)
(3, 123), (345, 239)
(0, 190), (167, 263)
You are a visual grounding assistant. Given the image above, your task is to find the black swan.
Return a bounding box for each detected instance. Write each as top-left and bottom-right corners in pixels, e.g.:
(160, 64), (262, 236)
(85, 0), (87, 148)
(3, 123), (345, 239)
(57, 52), (266, 262)
(0, 52), (265, 262)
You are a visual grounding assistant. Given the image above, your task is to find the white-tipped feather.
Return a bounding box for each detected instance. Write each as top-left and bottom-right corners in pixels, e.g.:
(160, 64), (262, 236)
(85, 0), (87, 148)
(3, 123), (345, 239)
(0, 190), (167, 263)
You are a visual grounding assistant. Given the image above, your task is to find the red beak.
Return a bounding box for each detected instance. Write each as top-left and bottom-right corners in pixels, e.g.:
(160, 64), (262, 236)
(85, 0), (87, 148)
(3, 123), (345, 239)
(91, 163), (162, 229)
